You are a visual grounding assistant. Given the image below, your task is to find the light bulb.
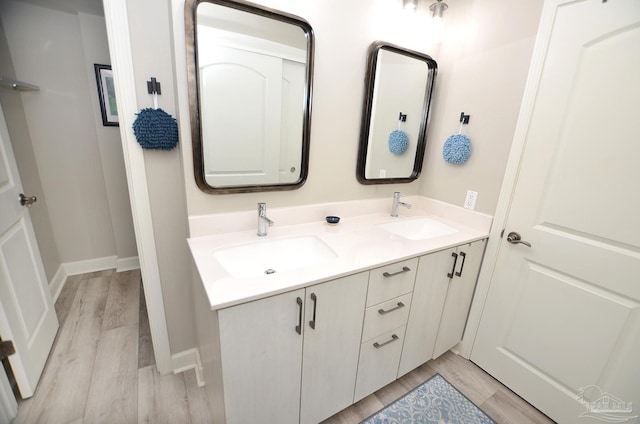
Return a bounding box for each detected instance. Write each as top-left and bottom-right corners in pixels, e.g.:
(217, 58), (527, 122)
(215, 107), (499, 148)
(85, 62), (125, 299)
(403, 0), (418, 11)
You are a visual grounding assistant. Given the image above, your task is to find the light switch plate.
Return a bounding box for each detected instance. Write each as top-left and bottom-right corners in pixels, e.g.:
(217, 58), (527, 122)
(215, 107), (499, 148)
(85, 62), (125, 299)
(464, 190), (478, 210)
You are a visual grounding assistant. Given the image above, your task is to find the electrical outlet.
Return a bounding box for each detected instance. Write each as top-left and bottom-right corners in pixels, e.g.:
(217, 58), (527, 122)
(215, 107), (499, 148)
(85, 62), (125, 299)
(464, 190), (478, 210)
(379, 169), (386, 178)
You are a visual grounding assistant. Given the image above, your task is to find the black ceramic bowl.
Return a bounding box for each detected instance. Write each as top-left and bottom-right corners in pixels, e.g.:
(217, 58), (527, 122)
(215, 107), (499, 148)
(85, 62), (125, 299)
(325, 216), (340, 225)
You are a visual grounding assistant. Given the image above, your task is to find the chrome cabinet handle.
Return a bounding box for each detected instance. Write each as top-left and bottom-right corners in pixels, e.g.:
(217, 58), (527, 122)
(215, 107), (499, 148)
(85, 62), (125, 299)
(454, 251), (467, 277)
(309, 293), (317, 330)
(378, 302), (405, 315)
(373, 334), (399, 348)
(295, 297), (303, 335)
(506, 232), (532, 247)
(19, 193), (37, 208)
(383, 266), (411, 278)
(447, 252), (459, 278)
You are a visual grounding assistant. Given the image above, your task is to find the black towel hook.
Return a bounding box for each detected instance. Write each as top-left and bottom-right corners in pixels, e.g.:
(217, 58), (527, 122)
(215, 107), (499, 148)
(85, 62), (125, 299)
(147, 77), (162, 95)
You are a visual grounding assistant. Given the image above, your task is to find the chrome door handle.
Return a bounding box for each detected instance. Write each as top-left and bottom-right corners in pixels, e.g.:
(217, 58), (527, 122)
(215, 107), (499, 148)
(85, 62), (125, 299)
(506, 232), (531, 247)
(19, 193), (37, 208)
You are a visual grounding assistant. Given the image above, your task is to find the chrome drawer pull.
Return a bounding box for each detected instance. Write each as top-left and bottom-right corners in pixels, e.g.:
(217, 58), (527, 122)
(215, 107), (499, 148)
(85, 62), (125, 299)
(378, 302), (405, 315)
(382, 266), (411, 278)
(373, 334), (399, 348)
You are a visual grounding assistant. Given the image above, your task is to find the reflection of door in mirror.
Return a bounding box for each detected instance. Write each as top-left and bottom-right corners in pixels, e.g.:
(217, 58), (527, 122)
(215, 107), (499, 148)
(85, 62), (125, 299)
(187, 0), (314, 194)
(357, 42), (437, 185)
(366, 50), (429, 179)
(198, 25), (305, 186)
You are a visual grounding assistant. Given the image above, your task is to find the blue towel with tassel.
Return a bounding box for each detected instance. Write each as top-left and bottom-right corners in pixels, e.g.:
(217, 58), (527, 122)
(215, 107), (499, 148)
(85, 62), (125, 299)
(443, 134), (471, 164)
(132, 108), (179, 150)
(388, 130), (409, 154)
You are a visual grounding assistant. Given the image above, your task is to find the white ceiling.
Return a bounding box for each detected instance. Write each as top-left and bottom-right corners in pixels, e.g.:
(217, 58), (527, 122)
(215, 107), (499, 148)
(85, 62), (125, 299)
(15, 0), (104, 16)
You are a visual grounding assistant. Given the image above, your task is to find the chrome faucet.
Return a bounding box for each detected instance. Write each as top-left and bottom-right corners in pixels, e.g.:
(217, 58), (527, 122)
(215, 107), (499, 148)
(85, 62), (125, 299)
(391, 192), (412, 217)
(257, 202), (274, 237)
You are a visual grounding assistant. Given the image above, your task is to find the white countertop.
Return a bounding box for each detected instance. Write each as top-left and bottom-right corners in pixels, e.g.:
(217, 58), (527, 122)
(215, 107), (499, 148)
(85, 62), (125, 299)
(188, 196), (492, 310)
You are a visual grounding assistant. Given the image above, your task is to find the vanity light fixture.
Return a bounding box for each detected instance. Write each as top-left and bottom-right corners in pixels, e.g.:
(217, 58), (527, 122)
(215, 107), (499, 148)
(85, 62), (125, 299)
(429, 0), (448, 19)
(403, 0), (418, 11)
(404, 0), (448, 17)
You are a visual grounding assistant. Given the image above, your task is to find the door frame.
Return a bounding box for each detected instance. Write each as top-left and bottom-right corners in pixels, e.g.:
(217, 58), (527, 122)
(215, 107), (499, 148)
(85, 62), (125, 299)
(459, 0), (566, 358)
(102, 0), (172, 374)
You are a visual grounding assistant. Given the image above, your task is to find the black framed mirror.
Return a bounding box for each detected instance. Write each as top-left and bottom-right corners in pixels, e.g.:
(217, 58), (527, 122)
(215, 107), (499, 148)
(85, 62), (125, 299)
(357, 42), (437, 184)
(185, 0), (314, 194)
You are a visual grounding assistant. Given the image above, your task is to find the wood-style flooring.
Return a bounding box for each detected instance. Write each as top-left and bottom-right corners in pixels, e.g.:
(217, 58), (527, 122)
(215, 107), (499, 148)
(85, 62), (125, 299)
(322, 351), (555, 424)
(12, 269), (212, 424)
(11, 269), (554, 423)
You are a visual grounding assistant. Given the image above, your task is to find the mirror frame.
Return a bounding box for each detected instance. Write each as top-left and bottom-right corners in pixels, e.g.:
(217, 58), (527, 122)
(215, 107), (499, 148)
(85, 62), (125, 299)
(356, 42), (437, 185)
(185, 0), (315, 194)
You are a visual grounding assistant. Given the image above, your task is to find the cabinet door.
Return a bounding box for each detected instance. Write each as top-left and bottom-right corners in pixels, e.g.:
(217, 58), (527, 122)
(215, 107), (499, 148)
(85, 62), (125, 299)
(218, 289), (305, 424)
(432, 239), (486, 358)
(398, 248), (455, 377)
(300, 273), (368, 424)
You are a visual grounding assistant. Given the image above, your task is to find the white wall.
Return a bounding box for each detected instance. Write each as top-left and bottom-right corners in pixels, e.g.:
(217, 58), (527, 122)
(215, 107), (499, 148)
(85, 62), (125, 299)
(175, 0), (543, 217)
(419, 0), (544, 213)
(175, 0), (442, 216)
(78, 12), (138, 261)
(0, 1), (137, 271)
(125, 0), (195, 354)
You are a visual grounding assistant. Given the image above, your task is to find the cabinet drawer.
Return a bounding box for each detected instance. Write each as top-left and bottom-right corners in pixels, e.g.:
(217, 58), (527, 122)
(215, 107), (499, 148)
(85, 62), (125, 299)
(354, 326), (406, 402)
(362, 292), (412, 342)
(367, 258), (418, 306)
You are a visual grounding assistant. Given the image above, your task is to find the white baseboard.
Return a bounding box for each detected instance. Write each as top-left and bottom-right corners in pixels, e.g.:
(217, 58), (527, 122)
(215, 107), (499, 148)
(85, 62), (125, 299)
(49, 255), (141, 302)
(117, 256), (140, 272)
(49, 265), (68, 303)
(172, 348), (204, 387)
(63, 256), (118, 276)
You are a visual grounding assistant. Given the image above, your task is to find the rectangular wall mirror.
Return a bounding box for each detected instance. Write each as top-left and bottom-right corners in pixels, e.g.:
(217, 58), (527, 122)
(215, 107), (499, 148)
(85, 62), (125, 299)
(357, 42), (437, 184)
(185, 0), (314, 194)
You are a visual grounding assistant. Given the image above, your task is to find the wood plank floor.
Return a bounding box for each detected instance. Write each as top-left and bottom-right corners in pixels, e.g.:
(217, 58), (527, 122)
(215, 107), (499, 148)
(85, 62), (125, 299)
(322, 351), (555, 424)
(13, 269), (212, 424)
(11, 269), (554, 423)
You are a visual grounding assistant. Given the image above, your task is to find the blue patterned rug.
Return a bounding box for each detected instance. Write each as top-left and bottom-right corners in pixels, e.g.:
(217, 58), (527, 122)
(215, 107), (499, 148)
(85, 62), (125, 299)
(361, 374), (496, 424)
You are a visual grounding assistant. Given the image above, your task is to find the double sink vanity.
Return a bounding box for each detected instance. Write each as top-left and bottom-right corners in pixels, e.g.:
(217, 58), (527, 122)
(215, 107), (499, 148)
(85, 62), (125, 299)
(188, 195), (492, 424)
(183, 0), (489, 421)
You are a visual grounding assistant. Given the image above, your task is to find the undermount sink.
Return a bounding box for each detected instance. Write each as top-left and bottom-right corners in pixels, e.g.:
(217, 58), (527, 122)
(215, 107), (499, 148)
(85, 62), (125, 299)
(379, 217), (458, 240)
(213, 235), (337, 279)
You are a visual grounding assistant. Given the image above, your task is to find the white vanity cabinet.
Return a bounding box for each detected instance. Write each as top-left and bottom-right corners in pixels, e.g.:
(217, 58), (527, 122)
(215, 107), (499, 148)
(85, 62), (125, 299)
(193, 236), (489, 423)
(432, 239), (486, 358)
(398, 239), (486, 376)
(354, 258), (417, 401)
(216, 272), (368, 424)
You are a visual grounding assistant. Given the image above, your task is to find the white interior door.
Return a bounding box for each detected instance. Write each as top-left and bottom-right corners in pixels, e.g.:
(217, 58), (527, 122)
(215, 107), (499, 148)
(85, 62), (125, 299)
(0, 101), (58, 399)
(200, 45), (282, 186)
(471, 1), (640, 423)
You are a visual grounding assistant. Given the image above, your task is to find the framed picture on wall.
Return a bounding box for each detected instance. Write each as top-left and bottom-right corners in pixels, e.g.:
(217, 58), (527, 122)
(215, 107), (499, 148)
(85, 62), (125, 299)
(94, 64), (119, 126)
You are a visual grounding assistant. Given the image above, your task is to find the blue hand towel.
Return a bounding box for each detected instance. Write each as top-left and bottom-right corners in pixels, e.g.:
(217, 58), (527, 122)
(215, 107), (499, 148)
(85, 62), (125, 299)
(132, 108), (179, 150)
(388, 130), (409, 154)
(443, 134), (471, 164)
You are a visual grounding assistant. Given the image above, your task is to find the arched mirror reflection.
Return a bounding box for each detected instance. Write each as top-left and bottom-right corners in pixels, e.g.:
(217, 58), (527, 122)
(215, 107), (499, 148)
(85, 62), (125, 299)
(357, 42), (437, 184)
(185, 0), (314, 193)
